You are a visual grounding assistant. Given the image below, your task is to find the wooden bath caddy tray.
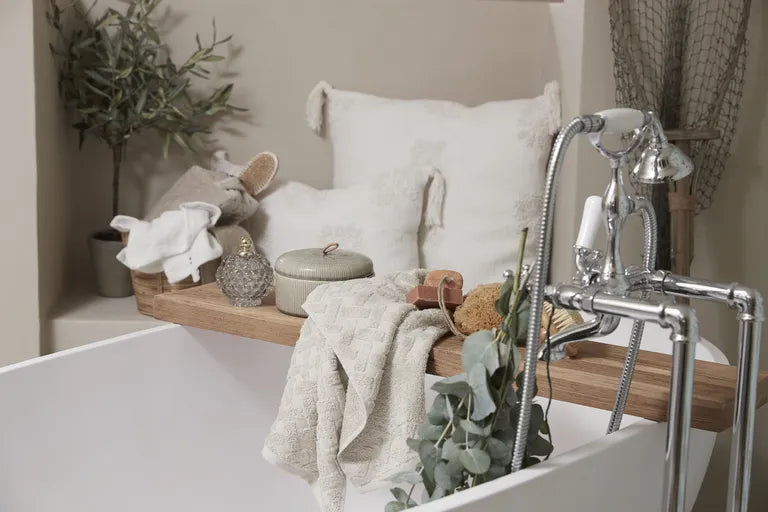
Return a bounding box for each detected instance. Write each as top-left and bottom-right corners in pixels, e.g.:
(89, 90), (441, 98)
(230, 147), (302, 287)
(153, 283), (768, 433)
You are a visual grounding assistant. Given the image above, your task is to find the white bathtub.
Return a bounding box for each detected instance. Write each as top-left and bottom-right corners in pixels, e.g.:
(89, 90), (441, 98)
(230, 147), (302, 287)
(0, 321), (726, 512)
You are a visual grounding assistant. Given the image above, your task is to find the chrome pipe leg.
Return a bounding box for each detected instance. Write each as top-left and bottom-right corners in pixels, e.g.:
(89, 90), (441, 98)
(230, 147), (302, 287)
(663, 333), (697, 512)
(727, 317), (762, 512)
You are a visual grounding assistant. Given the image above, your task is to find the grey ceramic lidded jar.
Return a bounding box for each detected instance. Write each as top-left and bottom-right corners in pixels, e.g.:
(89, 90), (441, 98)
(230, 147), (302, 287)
(273, 243), (374, 317)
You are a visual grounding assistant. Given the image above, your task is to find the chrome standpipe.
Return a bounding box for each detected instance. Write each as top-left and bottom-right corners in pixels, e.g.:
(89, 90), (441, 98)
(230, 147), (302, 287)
(547, 285), (698, 512)
(630, 271), (764, 512)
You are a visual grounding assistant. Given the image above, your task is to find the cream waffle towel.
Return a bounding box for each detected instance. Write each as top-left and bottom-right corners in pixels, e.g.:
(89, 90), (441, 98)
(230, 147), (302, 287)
(263, 270), (448, 512)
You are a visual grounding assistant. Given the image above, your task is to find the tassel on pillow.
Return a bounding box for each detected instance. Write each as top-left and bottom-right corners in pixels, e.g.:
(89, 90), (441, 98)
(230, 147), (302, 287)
(306, 80), (333, 135)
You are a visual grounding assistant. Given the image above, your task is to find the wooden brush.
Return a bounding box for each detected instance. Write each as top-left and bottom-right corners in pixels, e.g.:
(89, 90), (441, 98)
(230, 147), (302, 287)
(541, 301), (585, 357)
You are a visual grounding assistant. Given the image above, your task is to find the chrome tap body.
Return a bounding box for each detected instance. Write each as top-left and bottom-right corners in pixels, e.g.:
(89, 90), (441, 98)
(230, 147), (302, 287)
(513, 108), (762, 512)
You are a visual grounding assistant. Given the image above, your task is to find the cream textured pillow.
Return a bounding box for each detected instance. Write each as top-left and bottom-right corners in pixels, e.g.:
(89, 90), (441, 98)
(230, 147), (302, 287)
(247, 167), (443, 276)
(307, 81), (560, 289)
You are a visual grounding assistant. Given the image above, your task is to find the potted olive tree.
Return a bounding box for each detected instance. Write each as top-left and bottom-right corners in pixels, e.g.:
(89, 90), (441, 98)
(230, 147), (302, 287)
(48, 0), (242, 297)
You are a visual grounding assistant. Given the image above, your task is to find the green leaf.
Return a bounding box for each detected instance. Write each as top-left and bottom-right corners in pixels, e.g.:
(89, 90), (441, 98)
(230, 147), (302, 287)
(389, 471), (422, 485)
(528, 404), (546, 442)
(495, 276), (515, 316)
(487, 463), (507, 480)
(515, 298), (531, 343)
(162, 132), (172, 159)
(441, 438), (461, 460)
(462, 330), (502, 374)
(459, 448), (491, 474)
(485, 438), (511, 465)
(385, 501), (406, 512)
(510, 343), (522, 378)
(418, 440), (438, 495)
(431, 373), (471, 398)
(116, 67), (133, 79)
(434, 461), (462, 490)
(390, 487), (417, 506)
(459, 419), (490, 437)
(467, 364), (496, 421)
(527, 435), (553, 458)
(405, 438), (421, 452)
(418, 423), (445, 442)
(428, 394), (450, 426)
(95, 13), (119, 30)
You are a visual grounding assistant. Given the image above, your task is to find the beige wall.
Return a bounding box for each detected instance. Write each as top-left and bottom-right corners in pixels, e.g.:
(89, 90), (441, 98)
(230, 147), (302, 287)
(34, 0), (78, 353)
(0, 1), (40, 365)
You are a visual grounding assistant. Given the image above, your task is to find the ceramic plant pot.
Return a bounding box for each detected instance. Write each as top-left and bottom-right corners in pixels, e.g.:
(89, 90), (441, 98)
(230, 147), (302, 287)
(88, 229), (133, 298)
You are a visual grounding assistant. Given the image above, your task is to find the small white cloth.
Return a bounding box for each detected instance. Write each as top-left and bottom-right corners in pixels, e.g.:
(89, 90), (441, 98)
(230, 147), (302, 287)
(111, 202), (223, 283)
(263, 270), (448, 512)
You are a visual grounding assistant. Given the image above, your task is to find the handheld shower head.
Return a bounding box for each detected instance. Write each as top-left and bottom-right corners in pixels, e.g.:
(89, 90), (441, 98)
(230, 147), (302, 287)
(630, 114), (694, 184)
(631, 140), (693, 184)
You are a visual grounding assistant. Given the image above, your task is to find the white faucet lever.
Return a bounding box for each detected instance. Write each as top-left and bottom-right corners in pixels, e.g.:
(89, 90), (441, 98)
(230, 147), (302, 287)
(575, 195), (603, 249)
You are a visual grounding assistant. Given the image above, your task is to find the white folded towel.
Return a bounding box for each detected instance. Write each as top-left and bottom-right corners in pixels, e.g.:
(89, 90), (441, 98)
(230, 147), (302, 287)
(263, 270), (448, 512)
(111, 202), (223, 283)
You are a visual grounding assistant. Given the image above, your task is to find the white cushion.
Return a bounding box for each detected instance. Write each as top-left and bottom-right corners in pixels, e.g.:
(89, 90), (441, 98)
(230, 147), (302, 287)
(307, 81), (560, 288)
(248, 167), (442, 276)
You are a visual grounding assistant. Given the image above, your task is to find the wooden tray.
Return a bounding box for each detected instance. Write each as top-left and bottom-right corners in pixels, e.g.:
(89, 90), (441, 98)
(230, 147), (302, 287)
(153, 283), (768, 433)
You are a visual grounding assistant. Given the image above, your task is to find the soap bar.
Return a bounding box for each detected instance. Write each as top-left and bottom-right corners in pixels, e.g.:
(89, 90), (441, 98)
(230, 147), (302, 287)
(407, 285), (463, 310)
(424, 270), (464, 289)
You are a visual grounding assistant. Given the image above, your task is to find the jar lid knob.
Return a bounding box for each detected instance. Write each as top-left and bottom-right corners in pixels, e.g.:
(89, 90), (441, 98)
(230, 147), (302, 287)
(323, 242), (340, 256)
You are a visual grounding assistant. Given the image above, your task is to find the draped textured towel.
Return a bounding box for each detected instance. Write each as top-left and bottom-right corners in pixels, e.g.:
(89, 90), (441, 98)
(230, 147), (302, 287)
(263, 270), (448, 512)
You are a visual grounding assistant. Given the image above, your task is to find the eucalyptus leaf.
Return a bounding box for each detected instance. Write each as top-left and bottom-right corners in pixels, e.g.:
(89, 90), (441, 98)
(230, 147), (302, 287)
(485, 437), (511, 465)
(434, 461), (461, 490)
(527, 435), (554, 458)
(441, 438), (461, 460)
(458, 419), (490, 437)
(427, 394), (450, 426)
(431, 373), (471, 398)
(515, 298), (531, 343)
(487, 464), (507, 480)
(390, 487), (416, 506)
(495, 276), (515, 316)
(418, 423), (445, 442)
(384, 502), (406, 512)
(406, 438), (421, 452)
(418, 440), (438, 495)
(461, 330), (501, 373)
(467, 364), (496, 421)
(528, 404), (545, 441)
(389, 471), (422, 485)
(459, 448), (492, 475)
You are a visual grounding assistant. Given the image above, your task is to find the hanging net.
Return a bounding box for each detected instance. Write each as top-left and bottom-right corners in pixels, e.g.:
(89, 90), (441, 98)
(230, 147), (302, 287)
(608, 0), (751, 267)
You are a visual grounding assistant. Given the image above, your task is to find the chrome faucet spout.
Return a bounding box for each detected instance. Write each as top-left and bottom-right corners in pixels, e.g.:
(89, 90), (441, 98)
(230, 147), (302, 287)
(537, 313), (620, 361)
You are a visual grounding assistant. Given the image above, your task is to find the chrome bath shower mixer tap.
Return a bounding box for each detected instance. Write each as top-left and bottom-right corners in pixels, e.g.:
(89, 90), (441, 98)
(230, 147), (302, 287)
(512, 108), (763, 512)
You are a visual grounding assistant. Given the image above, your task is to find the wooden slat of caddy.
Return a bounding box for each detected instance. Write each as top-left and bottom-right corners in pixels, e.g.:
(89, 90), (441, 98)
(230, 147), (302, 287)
(153, 283), (768, 433)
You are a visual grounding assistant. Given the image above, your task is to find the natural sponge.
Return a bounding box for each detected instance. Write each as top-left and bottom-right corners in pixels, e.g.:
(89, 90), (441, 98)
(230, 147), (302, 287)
(453, 283), (504, 335)
(453, 283), (586, 346)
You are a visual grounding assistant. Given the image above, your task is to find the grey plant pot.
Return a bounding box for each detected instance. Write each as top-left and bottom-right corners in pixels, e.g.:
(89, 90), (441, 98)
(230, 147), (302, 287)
(88, 230), (133, 298)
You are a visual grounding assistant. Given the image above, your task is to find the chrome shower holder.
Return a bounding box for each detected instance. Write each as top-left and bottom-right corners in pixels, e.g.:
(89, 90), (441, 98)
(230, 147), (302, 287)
(513, 108), (763, 512)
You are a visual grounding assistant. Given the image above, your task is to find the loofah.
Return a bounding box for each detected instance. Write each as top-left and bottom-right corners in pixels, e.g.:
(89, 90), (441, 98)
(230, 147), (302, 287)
(454, 283), (504, 335)
(454, 283), (585, 349)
